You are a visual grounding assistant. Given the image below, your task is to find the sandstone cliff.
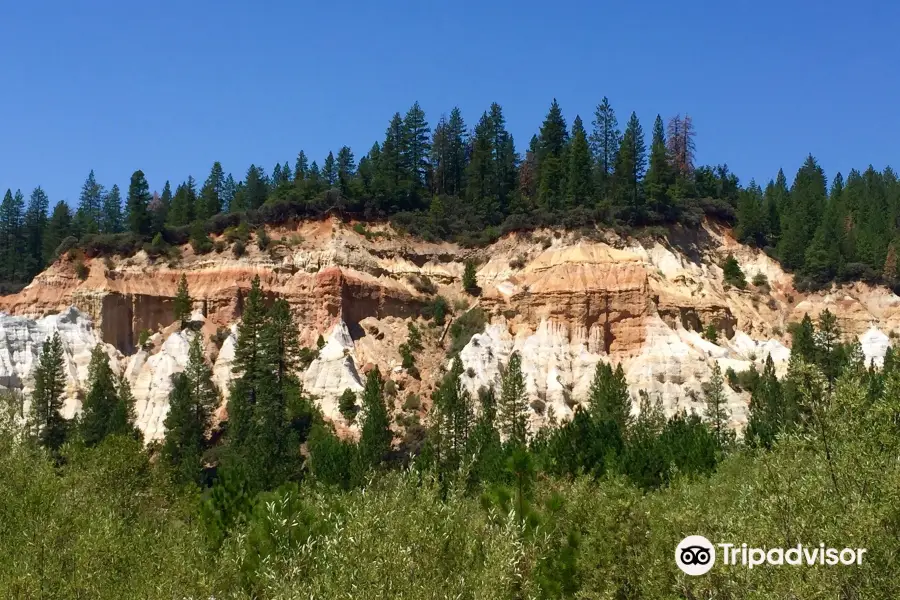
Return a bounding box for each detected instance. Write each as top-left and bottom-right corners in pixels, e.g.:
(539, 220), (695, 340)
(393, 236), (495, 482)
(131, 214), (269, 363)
(2, 218), (897, 440)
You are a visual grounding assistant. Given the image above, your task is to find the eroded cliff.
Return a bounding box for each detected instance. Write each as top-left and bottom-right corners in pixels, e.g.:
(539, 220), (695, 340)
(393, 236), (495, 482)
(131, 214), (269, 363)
(2, 217), (898, 441)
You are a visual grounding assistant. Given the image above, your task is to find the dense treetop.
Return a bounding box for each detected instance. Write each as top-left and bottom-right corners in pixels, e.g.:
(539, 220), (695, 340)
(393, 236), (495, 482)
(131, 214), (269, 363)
(0, 98), (893, 293)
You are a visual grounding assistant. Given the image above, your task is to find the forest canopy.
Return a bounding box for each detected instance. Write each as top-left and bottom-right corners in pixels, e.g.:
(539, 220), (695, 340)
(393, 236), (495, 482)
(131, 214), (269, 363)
(0, 98), (892, 292)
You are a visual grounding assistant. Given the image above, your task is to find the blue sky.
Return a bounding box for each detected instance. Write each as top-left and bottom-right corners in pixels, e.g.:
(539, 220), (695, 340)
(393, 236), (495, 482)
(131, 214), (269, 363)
(1, 0), (898, 204)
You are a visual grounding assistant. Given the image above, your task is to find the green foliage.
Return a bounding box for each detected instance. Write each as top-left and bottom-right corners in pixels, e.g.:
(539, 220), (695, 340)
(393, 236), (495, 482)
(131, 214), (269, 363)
(703, 362), (731, 448)
(73, 258), (89, 280)
(28, 332), (67, 452)
(462, 260), (478, 294)
(398, 322), (423, 369)
(587, 362), (633, 434)
(422, 295), (449, 326)
(449, 307), (486, 355)
(704, 323), (719, 344)
(338, 388), (359, 423)
(189, 220), (213, 254)
(80, 345), (139, 446)
(173, 273), (191, 327)
(358, 367), (392, 471)
(752, 271), (769, 287)
(255, 226), (270, 250)
(232, 239), (246, 257)
(722, 252), (747, 288)
(499, 352), (528, 446)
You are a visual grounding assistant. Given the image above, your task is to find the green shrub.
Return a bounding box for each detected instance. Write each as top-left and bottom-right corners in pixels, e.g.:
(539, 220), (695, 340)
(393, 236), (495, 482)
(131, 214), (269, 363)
(407, 274), (438, 295)
(190, 221), (213, 254)
(449, 308), (487, 355)
(422, 296), (450, 327)
(723, 253), (747, 289)
(752, 272), (769, 287)
(509, 256), (526, 269)
(256, 227), (271, 251)
(338, 389), (359, 423)
(138, 328), (154, 348)
(403, 393), (421, 411)
(73, 259), (89, 280)
(462, 261), (479, 294)
(214, 240), (226, 253)
(704, 324), (719, 344)
(232, 240), (246, 257)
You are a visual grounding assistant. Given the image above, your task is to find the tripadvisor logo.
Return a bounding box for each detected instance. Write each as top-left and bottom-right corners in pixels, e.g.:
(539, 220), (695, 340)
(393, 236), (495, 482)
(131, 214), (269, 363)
(675, 536), (867, 576)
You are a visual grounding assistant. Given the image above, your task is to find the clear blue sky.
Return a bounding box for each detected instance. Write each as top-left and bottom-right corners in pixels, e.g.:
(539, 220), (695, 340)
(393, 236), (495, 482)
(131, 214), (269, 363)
(1, 0), (898, 204)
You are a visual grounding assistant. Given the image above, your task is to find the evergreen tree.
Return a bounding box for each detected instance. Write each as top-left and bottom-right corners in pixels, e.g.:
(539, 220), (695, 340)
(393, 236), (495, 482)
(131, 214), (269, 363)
(221, 174), (236, 212)
(173, 274), (192, 327)
(100, 184), (123, 234)
(401, 101), (431, 207)
(703, 362), (730, 447)
(722, 253), (747, 288)
(643, 115), (672, 218)
(587, 362), (633, 434)
(42, 201), (72, 264)
(590, 97), (620, 200)
(745, 355), (786, 448)
(162, 334), (218, 486)
(336, 146), (356, 196)
(566, 116), (594, 208)
(80, 345), (136, 446)
(465, 112), (498, 225)
(430, 116), (450, 196)
(125, 170), (152, 236)
(537, 99), (568, 211)
(431, 358), (474, 475)
(468, 386), (504, 486)
(322, 151), (337, 187)
(778, 155), (827, 270)
(198, 162), (225, 220)
(29, 332), (67, 452)
(228, 275), (268, 445)
(665, 114), (697, 177)
(75, 170), (104, 235)
(499, 352), (528, 446)
(358, 367), (392, 470)
(23, 186), (49, 279)
(462, 260), (478, 294)
(614, 112), (647, 223)
(763, 178), (782, 245)
(791, 314), (817, 363)
(736, 181), (767, 247)
(489, 103), (517, 214)
(244, 165), (268, 209)
(815, 309), (843, 387)
(446, 107), (468, 196)
(168, 182), (193, 227)
(0, 189), (25, 282)
(261, 298), (302, 385)
(151, 181), (172, 234)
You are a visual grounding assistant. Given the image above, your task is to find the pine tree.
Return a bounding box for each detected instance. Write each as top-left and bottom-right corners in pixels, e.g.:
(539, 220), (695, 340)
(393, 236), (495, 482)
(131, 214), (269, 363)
(100, 184), (123, 234)
(261, 298), (302, 385)
(465, 112), (498, 225)
(43, 201), (72, 264)
(162, 334), (217, 485)
(736, 182), (767, 247)
(462, 260), (478, 294)
(125, 170), (152, 236)
(173, 274), (192, 327)
(499, 352), (528, 446)
(244, 165), (268, 209)
(228, 275), (267, 444)
(198, 162), (225, 220)
(703, 361), (730, 447)
(221, 174), (236, 212)
(358, 367), (392, 470)
(431, 116), (450, 196)
(432, 358), (474, 474)
(401, 101), (431, 207)
(537, 99), (568, 211)
(151, 181), (172, 234)
(643, 115), (673, 218)
(322, 151), (337, 187)
(590, 97), (620, 200)
(778, 155), (827, 270)
(75, 170), (104, 235)
(168, 183), (192, 227)
(587, 362), (633, 434)
(447, 107), (468, 196)
(23, 186), (49, 279)
(614, 112), (647, 223)
(665, 114), (696, 177)
(745, 355), (785, 449)
(29, 332), (67, 452)
(815, 309), (843, 387)
(791, 314), (817, 363)
(0, 189), (25, 282)
(489, 103), (517, 214)
(566, 115), (593, 208)
(336, 146), (356, 196)
(80, 345), (137, 445)
(763, 178), (782, 245)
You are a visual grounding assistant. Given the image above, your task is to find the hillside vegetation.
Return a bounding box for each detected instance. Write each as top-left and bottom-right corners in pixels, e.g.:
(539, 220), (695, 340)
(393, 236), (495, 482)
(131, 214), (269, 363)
(2, 99), (895, 294)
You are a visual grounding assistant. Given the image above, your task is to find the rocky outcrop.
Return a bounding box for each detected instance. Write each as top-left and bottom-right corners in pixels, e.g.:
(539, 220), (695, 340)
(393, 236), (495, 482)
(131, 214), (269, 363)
(2, 218), (900, 442)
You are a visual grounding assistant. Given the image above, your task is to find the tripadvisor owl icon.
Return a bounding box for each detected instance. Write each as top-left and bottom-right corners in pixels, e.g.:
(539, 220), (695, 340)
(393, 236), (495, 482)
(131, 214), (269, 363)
(676, 535), (716, 575)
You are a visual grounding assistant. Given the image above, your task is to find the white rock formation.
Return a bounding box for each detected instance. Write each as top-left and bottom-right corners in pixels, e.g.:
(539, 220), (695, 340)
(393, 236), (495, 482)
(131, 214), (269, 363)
(303, 321), (365, 420)
(860, 326), (891, 367)
(0, 306), (117, 419)
(458, 316), (794, 431)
